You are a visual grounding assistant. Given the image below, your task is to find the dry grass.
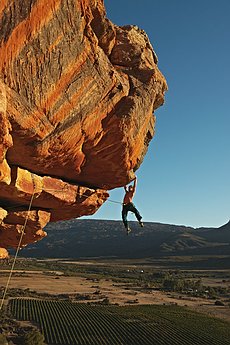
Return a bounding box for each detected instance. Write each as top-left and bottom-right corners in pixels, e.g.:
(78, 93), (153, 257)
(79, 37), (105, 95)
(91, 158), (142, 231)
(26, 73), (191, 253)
(1, 271), (230, 322)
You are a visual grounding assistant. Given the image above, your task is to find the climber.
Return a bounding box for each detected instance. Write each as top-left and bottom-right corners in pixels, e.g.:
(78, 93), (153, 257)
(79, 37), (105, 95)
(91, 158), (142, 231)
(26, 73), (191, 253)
(122, 176), (143, 234)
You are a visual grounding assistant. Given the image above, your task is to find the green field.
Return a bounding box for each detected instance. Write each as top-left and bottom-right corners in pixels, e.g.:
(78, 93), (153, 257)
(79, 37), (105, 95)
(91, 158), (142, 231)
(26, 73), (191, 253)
(9, 299), (230, 345)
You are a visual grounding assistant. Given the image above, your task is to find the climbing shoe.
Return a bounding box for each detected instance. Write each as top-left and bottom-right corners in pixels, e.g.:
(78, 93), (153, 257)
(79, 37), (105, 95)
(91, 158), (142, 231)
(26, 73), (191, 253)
(126, 227), (132, 235)
(139, 221), (144, 227)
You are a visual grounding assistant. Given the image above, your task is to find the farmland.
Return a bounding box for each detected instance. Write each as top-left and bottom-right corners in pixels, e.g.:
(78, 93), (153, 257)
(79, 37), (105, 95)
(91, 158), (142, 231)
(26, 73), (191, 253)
(9, 299), (230, 345)
(1, 257), (230, 344)
(1, 257), (230, 321)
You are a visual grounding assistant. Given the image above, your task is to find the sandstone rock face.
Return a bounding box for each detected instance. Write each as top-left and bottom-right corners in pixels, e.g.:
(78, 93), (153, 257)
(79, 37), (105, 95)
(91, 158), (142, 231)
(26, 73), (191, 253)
(0, 0), (167, 254)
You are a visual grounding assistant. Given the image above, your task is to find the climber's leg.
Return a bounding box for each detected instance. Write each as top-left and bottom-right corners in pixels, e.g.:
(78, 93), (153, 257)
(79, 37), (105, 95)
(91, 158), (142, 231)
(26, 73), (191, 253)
(122, 205), (128, 228)
(129, 203), (144, 227)
(122, 204), (132, 233)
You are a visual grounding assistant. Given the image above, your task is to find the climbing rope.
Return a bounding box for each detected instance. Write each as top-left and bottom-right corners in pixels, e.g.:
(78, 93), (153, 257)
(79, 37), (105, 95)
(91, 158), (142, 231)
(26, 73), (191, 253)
(0, 179), (123, 310)
(0, 180), (36, 311)
(106, 198), (122, 205)
(1, 186), (123, 212)
(43, 186), (123, 205)
(0, 170), (125, 310)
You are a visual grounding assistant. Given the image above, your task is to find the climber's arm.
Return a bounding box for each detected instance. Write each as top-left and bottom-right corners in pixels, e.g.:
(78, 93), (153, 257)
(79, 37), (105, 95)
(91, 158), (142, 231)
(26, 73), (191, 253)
(133, 176), (137, 193)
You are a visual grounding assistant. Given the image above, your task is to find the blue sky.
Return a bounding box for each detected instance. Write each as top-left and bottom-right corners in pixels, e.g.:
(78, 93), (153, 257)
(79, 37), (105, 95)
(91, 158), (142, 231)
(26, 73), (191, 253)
(90, 0), (230, 228)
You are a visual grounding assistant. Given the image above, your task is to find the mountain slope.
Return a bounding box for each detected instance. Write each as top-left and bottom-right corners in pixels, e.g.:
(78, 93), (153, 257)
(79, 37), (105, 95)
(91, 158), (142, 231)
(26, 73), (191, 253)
(19, 219), (230, 259)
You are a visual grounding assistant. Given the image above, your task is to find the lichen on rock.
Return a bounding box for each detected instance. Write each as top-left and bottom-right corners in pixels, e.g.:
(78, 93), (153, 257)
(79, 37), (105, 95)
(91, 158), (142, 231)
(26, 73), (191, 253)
(0, 0), (167, 255)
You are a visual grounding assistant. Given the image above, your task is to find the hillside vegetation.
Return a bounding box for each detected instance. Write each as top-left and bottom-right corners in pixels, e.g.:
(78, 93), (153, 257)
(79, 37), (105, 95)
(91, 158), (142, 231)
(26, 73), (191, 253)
(20, 219), (230, 261)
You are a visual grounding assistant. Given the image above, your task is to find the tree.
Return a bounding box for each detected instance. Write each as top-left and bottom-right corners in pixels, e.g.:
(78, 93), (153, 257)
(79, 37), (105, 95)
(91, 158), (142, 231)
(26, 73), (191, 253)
(208, 287), (217, 299)
(23, 330), (45, 345)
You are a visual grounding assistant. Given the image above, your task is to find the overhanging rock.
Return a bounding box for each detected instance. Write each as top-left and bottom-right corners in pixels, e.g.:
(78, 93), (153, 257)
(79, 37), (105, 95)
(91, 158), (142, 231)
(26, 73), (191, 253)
(0, 0), (167, 256)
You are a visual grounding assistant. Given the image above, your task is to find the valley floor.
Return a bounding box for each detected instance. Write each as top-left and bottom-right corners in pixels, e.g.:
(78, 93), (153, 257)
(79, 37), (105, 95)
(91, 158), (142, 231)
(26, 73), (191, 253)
(1, 262), (230, 322)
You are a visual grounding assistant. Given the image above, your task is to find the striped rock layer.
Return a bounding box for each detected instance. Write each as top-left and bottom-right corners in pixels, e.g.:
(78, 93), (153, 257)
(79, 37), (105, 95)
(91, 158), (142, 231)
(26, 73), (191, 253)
(0, 0), (167, 257)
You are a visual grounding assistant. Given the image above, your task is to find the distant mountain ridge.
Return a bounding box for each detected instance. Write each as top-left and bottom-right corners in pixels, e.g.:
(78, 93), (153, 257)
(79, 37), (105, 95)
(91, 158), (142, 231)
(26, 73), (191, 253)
(20, 219), (230, 259)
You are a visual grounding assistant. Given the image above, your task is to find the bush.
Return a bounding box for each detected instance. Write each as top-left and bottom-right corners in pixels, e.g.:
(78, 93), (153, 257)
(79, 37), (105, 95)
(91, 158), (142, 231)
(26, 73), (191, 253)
(23, 330), (45, 345)
(0, 334), (8, 345)
(215, 300), (224, 306)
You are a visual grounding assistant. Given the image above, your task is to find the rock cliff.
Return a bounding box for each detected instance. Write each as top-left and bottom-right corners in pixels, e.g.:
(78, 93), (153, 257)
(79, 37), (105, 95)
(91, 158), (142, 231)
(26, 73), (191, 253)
(0, 0), (167, 257)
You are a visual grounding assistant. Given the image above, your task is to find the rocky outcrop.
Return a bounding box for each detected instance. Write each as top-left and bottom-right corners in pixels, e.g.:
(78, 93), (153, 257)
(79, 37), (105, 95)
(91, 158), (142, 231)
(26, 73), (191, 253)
(0, 0), (167, 256)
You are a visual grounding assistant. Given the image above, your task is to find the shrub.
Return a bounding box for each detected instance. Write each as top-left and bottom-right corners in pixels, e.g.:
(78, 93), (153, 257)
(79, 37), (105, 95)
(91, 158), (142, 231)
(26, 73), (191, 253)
(215, 300), (224, 306)
(0, 334), (8, 345)
(23, 329), (45, 345)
